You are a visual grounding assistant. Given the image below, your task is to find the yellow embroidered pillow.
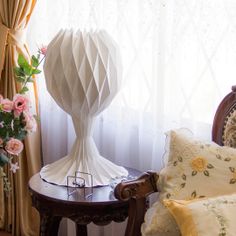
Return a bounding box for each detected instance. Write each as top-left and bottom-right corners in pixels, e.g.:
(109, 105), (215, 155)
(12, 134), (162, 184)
(158, 129), (236, 200)
(142, 129), (236, 236)
(163, 193), (236, 236)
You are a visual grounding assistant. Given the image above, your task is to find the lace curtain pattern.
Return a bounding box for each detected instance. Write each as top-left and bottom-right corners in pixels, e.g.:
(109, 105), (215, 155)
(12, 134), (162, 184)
(27, 0), (236, 235)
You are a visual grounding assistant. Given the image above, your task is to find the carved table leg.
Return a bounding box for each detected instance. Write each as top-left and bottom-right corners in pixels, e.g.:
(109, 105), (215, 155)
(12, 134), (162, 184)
(76, 224), (88, 236)
(40, 213), (62, 236)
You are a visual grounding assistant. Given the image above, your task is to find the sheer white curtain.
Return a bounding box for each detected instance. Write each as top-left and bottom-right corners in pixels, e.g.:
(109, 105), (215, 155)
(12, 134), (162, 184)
(27, 0), (236, 235)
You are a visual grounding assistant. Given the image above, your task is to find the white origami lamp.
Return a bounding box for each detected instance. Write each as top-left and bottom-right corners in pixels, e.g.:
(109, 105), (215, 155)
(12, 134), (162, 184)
(40, 29), (128, 187)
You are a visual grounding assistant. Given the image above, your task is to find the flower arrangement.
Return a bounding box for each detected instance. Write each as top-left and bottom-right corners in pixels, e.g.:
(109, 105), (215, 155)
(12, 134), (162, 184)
(0, 47), (46, 191)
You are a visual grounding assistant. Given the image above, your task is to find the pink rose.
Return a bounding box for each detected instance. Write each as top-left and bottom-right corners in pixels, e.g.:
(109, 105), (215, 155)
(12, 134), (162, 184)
(13, 94), (30, 117)
(1, 98), (14, 112)
(40, 46), (47, 56)
(24, 112), (37, 132)
(5, 138), (24, 156)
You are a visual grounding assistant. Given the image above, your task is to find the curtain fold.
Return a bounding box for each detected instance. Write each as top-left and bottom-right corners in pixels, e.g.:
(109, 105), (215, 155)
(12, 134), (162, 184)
(0, 0), (41, 235)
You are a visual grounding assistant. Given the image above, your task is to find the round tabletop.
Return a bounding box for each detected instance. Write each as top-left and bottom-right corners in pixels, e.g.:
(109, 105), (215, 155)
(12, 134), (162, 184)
(29, 167), (141, 205)
(28, 167), (142, 236)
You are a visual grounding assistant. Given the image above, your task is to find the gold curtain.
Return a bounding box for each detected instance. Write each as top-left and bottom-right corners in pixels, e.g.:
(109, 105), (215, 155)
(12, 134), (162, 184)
(0, 0), (41, 235)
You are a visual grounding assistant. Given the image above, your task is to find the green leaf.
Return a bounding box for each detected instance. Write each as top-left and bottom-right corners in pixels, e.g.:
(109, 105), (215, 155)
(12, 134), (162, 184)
(32, 68), (41, 74)
(224, 157), (231, 162)
(178, 156), (183, 162)
(192, 171), (197, 176)
(230, 178), (236, 184)
(229, 167), (235, 173)
(17, 54), (33, 76)
(31, 55), (39, 67)
(0, 153), (9, 167)
(182, 174), (186, 180)
(19, 86), (29, 94)
(0, 167), (6, 176)
(166, 193), (171, 199)
(23, 64), (33, 76)
(180, 183), (186, 188)
(15, 76), (26, 83)
(14, 66), (25, 77)
(207, 163), (214, 169)
(18, 54), (29, 68)
(173, 161), (178, 166)
(204, 170), (209, 176)
(191, 191), (197, 198)
(15, 129), (27, 140)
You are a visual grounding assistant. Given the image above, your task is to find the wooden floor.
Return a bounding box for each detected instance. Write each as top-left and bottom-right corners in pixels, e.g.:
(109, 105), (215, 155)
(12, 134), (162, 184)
(0, 232), (11, 236)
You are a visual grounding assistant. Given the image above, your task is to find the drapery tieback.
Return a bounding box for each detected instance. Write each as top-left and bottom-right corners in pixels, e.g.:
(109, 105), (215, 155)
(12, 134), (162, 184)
(0, 23), (26, 75)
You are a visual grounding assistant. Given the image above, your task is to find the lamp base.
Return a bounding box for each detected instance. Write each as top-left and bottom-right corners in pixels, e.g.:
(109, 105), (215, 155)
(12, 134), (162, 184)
(40, 138), (128, 187)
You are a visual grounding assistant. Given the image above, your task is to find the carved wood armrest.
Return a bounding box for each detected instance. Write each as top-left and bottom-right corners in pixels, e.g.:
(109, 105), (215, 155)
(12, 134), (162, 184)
(114, 171), (159, 201)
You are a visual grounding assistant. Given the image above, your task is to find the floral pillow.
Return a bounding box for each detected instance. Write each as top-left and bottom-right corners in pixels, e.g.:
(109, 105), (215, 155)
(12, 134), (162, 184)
(158, 129), (236, 199)
(141, 129), (236, 236)
(163, 193), (236, 236)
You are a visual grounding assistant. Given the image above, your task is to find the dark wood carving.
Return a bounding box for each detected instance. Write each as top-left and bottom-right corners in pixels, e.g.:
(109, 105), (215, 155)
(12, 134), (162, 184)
(114, 85), (236, 236)
(114, 171), (158, 236)
(212, 85), (236, 145)
(114, 171), (158, 201)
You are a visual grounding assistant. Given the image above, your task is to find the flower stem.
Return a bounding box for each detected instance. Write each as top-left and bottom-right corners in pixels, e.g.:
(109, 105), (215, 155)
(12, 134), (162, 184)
(20, 54), (45, 92)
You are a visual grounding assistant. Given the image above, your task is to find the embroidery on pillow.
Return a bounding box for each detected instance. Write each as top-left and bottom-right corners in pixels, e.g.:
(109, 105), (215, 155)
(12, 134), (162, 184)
(203, 198), (236, 236)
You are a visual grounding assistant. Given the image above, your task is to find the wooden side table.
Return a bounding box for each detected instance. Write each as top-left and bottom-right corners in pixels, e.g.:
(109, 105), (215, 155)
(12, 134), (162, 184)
(28, 167), (141, 236)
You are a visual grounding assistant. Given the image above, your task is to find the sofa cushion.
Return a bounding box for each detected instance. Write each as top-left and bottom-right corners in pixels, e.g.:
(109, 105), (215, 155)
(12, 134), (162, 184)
(142, 129), (236, 236)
